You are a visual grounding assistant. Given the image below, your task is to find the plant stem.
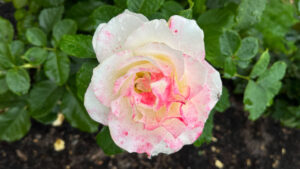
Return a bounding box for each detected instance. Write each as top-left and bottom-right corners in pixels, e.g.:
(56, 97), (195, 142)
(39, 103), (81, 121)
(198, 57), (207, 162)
(234, 73), (250, 80)
(20, 63), (38, 69)
(44, 47), (56, 51)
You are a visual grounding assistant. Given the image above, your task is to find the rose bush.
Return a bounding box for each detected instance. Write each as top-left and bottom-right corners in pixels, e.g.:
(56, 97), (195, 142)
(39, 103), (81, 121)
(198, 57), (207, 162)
(84, 10), (222, 156)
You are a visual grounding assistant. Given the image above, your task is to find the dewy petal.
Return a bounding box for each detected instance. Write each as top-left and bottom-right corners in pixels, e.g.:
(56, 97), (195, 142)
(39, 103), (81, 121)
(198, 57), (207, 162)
(84, 84), (110, 125)
(168, 15), (205, 60)
(134, 42), (185, 80)
(93, 10), (148, 62)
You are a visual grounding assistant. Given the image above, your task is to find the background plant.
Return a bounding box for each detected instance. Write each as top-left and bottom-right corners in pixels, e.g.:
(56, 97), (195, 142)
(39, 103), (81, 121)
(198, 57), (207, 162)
(0, 0), (299, 155)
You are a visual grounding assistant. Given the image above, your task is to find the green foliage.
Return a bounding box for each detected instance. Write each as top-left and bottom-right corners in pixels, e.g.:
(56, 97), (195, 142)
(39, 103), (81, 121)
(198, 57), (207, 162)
(127, 0), (164, 16)
(59, 35), (95, 58)
(61, 87), (99, 133)
(0, 106), (31, 142)
(235, 0), (267, 30)
(39, 6), (64, 33)
(6, 68), (30, 95)
(96, 127), (124, 155)
(26, 27), (47, 46)
(215, 87), (230, 112)
(0, 17), (14, 43)
(44, 51), (70, 85)
(24, 47), (48, 65)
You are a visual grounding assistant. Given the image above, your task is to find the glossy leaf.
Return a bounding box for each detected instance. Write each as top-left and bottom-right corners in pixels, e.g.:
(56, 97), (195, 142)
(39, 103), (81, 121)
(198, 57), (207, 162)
(39, 6), (64, 33)
(6, 68), (30, 95)
(24, 47), (48, 65)
(61, 87), (99, 133)
(44, 51), (70, 85)
(26, 27), (47, 46)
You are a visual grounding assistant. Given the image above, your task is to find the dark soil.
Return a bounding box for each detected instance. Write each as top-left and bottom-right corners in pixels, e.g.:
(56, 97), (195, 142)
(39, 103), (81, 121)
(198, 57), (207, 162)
(1, 2), (300, 169)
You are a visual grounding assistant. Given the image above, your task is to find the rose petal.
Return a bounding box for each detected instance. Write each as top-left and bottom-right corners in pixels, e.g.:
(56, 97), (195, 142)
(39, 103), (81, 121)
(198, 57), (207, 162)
(168, 15), (205, 60)
(93, 10), (148, 62)
(84, 84), (110, 125)
(125, 17), (205, 61)
(108, 97), (184, 156)
(183, 54), (208, 98)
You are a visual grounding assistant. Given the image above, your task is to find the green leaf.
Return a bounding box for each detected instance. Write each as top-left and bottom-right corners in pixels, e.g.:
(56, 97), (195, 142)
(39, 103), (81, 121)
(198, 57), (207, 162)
(96, 127), (124, 155)
(39, 6), (64, 33)
(235, 0), (267, 30)
(197, 7), (235, 68)
(44, 51), (70, 85)
(24, 47), (48, 65)
(0, 42), (14, 69)
(65, 0), (103, 31)
(12, 0), (27, 9)
(236, 37), (259, 61)
(0, 77), (8, 94)
(243, 80), (268, 120)
(76, 61), (98, 101)
(0, 106), (31, 142)
(257, 61), (287, 106)
(127, 0), (164, 16)
(25, 27), (47, 46)
(250, 50), (270, 78)
(59, 34), (95, 58)
(179, 9), (193, 19)
(10, 40), (25, 58)
(53, 19), (77, 43)
(91, 5), (122, 27)
(160, 1), (183, 19)
(193, 0), (206, 16)
(214, 87), (230, 112)
(219, 30), (241, 57)
(194, 111), (214, 147)
(61, 87), (99, 133)
(6, 68), (30, 95)
(0, 92), (21, 109)
(224, 57), (236, 77)
(0, 16), (14, 43)
(114, 0), (127, 9)
(28, 80), (63, 119)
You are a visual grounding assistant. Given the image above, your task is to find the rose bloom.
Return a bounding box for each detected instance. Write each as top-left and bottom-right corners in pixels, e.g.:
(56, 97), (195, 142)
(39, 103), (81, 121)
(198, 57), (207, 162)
(84, 10), (222, 156)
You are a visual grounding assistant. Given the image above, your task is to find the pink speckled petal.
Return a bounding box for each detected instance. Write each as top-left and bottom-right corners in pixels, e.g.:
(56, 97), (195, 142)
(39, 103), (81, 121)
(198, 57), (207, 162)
(203, 60), (222, 108)
(84, 84), (110, 125)
(93, 10), (148, 62)
(168, 15), (205, 60)
(108, 97), (186, 156)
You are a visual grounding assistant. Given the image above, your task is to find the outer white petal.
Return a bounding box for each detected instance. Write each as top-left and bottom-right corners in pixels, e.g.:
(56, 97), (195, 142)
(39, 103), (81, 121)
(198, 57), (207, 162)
(124, 17), (205, 61)
(91, 50), (134, 106)
(84, 84), (110, 125)
(203, 60), (222, 109)
(92, 10), (148, 62)
(92, 23), (106, 50)
(168, 15), (205, 60)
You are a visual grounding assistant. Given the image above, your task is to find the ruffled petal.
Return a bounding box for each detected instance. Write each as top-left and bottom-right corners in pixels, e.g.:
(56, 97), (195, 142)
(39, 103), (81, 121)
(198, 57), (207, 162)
(108, 97), (184, 156)
(93, 10), (148, 62)
(134, 43), (185, 80)
(84, 84), (110, 125)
